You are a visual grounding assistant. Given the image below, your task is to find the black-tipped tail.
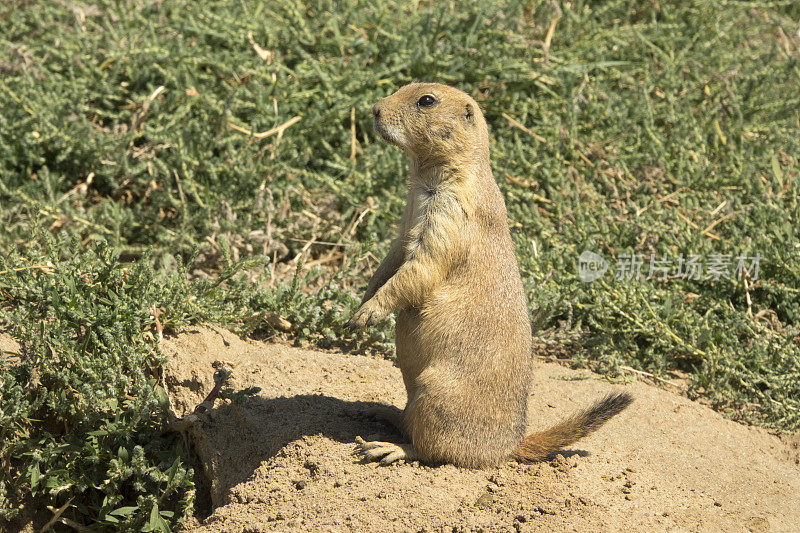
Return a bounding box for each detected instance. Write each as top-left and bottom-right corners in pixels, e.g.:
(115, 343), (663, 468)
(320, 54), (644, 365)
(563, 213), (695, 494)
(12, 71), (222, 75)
(512, 392), (633, 462)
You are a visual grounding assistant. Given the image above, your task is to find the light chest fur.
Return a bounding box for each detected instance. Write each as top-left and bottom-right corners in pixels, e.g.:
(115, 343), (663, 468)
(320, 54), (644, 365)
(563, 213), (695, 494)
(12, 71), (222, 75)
(401, 176), (472, 272)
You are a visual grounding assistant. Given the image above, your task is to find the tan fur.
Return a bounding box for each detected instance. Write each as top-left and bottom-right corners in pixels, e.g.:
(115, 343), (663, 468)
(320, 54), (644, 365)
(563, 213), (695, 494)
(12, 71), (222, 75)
(349, 83), (632, 468)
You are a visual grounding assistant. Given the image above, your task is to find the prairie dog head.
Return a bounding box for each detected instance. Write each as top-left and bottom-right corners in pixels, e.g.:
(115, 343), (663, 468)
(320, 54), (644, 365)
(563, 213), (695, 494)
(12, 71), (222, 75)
(372, 83), (489, 166)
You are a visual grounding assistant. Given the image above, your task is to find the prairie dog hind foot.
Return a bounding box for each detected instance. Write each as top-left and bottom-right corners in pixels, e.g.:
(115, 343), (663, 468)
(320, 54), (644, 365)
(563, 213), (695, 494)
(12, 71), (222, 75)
(354, 436), (417, 465)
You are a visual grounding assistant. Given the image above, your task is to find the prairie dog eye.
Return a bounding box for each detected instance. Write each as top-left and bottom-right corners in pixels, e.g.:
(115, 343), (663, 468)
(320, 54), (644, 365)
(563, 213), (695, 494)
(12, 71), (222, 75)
(417, 94), (437, 107)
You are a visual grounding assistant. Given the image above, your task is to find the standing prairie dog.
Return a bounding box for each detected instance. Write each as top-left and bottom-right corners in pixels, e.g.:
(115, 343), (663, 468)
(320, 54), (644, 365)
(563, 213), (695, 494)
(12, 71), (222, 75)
(349, 83), (632, 468)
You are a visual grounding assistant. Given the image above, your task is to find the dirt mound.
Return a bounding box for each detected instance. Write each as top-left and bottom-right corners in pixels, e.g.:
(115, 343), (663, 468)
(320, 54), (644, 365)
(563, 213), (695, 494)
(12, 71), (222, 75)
(164, 327), (800, 532)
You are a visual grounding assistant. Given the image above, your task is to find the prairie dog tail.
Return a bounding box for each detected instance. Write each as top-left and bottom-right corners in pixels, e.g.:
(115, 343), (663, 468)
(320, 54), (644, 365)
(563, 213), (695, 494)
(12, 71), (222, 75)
(512, 392), (633, 462)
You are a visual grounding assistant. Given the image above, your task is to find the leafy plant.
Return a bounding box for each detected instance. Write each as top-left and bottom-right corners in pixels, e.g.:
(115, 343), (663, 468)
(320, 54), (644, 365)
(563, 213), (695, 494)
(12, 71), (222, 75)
(0, 228), (386, 527)
(0, 234), (195, 528)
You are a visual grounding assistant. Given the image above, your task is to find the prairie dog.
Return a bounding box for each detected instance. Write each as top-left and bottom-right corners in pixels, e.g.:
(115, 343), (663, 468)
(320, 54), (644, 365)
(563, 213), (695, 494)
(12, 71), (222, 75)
(349, 83), (632, 467)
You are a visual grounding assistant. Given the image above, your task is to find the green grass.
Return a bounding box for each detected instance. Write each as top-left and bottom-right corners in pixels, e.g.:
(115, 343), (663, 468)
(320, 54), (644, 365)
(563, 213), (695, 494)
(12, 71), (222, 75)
(1, 0), (799, 528)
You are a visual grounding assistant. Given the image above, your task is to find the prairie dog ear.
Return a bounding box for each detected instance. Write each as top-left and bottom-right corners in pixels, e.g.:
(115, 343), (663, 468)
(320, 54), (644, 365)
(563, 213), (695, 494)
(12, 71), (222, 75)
(464, 103), (475, 125)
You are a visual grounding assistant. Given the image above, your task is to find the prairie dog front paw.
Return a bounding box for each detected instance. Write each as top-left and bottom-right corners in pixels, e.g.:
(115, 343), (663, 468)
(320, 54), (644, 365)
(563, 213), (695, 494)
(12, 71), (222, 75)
(347, 299), (388, 329)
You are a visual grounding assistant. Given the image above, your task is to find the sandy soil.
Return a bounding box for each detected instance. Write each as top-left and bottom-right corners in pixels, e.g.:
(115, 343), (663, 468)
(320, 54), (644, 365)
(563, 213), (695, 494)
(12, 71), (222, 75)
(0, 333), (20, 363)
(161, 327), (800, 533)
